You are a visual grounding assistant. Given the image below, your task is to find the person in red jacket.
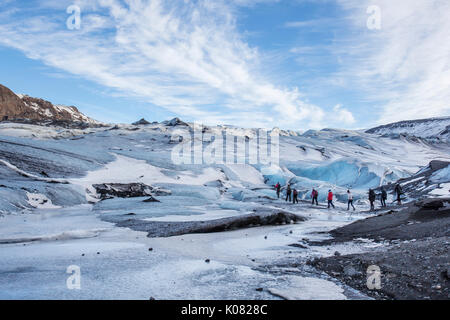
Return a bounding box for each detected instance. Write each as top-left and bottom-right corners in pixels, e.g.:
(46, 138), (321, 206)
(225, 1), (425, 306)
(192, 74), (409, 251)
(311, 189), (319, 206)
(275, 182), (281, 199)
(327, 190), (335, 209)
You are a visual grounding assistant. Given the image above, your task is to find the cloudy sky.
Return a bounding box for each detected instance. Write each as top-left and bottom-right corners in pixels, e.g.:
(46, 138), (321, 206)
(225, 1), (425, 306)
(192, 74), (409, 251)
(0, 0), (449, 129)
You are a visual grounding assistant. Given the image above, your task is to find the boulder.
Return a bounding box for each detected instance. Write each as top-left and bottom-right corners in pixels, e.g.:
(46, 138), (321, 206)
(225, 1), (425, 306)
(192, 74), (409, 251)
(93, 183), (154, 200)
(415, 199), (446, 210)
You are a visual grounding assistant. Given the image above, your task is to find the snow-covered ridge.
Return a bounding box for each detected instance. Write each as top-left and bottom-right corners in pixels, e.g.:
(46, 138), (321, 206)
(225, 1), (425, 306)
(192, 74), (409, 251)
(366, 116), (450, 142)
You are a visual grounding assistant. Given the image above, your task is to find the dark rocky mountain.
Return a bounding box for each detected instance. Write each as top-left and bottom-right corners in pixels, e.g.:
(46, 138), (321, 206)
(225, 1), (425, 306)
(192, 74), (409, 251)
(0, 84), (99, 125)
(132, 118), (152, 125)
(162, 117), (189, 126)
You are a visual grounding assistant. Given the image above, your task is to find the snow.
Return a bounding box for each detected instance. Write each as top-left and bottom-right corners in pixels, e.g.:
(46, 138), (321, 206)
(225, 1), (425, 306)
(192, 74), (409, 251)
(367, 117), (450, 141)
(26, 192), (61, 209)
(429, 183), (450, 197)
(222, 164), (265, 186)
(70, 154), (226, 201)
(0, 123), (100, 139)
(43, 108), (53, 117)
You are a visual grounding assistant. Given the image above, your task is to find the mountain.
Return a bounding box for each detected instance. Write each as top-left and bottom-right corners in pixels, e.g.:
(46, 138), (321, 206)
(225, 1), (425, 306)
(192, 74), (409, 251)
(0, 84), (99, 125)
(132, 118), (152, 125)
(366, 117), (450, 143)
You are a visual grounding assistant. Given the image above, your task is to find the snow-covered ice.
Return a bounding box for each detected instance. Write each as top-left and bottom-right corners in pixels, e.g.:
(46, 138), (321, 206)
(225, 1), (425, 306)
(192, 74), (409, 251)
(0, 120), (449, 299)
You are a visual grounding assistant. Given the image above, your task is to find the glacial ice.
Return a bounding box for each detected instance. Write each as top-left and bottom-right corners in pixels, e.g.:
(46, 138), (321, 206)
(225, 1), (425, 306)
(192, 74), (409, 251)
(0, 121), (449, 299)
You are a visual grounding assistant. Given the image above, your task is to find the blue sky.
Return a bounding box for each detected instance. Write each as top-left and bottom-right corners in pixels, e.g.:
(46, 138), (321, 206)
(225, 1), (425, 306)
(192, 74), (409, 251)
(0, 0), (449, 130)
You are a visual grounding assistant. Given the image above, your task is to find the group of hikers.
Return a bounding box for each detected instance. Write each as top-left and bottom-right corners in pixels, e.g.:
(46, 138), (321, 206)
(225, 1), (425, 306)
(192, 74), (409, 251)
(274, 182), (404, 211)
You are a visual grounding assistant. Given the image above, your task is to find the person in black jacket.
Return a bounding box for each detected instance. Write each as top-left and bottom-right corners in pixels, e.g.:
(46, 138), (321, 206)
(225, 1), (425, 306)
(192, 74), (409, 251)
(394, 184), (403, 205)
(286, 184), (292, 202)
(369, 189), (376, 211)
(380, 187), (387, 207)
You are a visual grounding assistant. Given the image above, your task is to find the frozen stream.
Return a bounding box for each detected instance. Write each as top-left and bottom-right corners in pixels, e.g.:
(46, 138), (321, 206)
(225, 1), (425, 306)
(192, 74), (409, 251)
(0, 202), (373, 300)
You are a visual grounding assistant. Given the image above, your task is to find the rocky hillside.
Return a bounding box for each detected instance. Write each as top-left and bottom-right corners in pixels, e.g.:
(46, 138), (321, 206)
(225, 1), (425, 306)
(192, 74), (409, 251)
(0, 84), (99, 125)
(366, 117), (450, 143)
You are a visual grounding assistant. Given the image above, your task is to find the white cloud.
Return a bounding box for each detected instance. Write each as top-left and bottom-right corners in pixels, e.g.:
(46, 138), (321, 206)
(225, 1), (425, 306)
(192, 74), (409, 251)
(0, 0), (324, 129)
(284, 18), (334, 29)
(332, 104), (355, 125)
(3, 0), (446, 129)
(335, 0), (450, 125)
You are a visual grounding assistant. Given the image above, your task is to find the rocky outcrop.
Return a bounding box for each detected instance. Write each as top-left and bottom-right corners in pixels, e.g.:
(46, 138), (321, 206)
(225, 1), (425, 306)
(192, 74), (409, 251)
(0, 84), (99, 125)
(0, 84), (30, 120)
(106, 209), (306, 238)
(92, 183), (171, 200)
(162, 117), (189, 127)
(132, 118), (151, 126)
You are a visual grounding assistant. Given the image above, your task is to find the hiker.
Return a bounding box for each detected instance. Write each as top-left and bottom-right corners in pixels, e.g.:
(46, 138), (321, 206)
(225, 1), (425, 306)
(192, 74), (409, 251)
(394, 184), (403, 205)
(327, 190), (335, 209)
(286, 184), (292, 202)
(275, 182), (281, 199)
(381, 187), (387, 207)
(369, 189), (376, 211)
(311, 189), (319, 206)
(293, 189), (299, 204)
(347, 190), (355, 211)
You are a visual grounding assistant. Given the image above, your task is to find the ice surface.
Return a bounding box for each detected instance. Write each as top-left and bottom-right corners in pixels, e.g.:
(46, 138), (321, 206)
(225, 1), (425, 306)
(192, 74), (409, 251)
(268, 276), (346, 300)
(0, 204), (370, 300)
(430, 165), (450, 183)
(0, 121), (449, 299)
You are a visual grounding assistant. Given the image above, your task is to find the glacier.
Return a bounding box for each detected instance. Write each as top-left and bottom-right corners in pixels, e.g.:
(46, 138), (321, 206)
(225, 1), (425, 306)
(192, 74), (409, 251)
(0, 120), (449, 300)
